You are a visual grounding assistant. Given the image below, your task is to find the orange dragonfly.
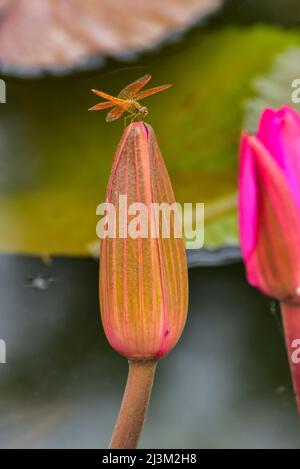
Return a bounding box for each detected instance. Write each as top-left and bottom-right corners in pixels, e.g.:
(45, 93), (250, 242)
(89, 74), (172, 124)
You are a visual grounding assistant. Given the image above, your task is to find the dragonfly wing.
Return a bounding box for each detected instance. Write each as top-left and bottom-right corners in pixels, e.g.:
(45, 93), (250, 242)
(118, 74), (152, 99)
(136, 84), (172, 101)
(106, 103), (130, 122)
(88, 101), (114, 111)
(91, 89), (126, 107)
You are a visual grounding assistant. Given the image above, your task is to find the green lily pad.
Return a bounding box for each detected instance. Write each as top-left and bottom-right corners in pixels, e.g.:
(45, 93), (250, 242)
(1, 26), (300, 256)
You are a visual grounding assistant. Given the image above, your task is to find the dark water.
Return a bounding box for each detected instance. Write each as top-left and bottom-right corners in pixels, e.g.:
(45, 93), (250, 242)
(0, 255), (299, 449)
(214, 0), (300, 27)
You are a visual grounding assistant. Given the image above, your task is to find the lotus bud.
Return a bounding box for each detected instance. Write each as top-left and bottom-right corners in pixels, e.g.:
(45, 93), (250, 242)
(238, 105), (300, 413)
(99, 122), (188, 361)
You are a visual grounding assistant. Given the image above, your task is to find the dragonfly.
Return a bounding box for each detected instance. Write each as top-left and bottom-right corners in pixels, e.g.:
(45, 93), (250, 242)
(89, 74), (172, 124)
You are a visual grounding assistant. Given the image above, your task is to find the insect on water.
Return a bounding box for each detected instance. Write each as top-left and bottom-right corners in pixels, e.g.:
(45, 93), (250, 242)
(89, 74), (172, 126)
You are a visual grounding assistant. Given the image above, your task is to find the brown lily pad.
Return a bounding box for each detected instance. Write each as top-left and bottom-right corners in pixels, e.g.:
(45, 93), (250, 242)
(0, 0), (221, 75)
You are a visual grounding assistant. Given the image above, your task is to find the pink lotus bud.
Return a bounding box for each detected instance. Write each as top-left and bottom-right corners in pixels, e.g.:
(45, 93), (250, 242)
(99, 122), (188, 360)
(238, 105), (300, 413)
(239, 106), (300, 301)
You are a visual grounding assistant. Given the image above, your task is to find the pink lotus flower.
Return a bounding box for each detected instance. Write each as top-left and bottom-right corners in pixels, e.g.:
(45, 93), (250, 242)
(239, 105), (300, 414)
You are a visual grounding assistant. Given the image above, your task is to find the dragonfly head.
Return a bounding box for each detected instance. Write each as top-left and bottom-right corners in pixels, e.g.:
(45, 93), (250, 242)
(139, 106), (148, 117)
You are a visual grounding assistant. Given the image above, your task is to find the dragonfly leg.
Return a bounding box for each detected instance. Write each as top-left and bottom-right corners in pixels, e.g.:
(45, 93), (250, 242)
(124, 114), (130, 129)
(124, 112), (137, 128)
(130, 113), (138, 124)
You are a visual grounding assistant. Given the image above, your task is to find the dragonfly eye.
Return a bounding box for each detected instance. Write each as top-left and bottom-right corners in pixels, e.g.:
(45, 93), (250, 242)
(139, 106), (148, 116)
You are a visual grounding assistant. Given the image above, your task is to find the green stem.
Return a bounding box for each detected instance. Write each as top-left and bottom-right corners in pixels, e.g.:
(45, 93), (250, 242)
(109, 360), (158, 449)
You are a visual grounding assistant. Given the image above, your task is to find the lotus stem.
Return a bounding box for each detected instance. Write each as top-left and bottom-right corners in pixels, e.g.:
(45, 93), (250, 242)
(109, 360), (158, 449)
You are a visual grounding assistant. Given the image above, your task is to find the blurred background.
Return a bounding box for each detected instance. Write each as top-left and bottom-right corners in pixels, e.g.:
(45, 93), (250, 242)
(0, 0), (300, 448)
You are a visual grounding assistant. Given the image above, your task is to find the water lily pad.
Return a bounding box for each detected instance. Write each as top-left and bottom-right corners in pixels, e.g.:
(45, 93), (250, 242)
(1, 26), (300, 256)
